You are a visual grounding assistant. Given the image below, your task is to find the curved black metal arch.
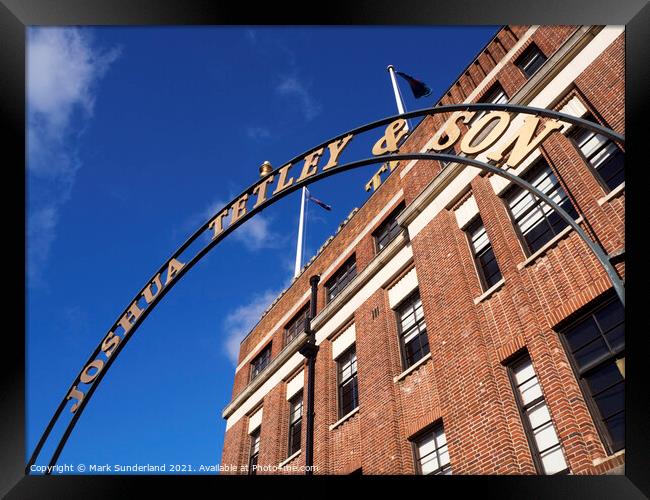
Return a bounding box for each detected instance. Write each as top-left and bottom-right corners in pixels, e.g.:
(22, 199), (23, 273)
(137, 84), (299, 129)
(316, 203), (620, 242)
(28, 104), (625, 474)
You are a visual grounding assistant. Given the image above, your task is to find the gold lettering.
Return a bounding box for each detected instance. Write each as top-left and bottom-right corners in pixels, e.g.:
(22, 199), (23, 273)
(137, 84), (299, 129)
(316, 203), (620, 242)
(372, 119), (408, 156)
(67, 386), (85, 413)
(165, 258), (184, 285)
(427, 111), (475, 152)
(364, 164), (388, 192)
(460, 111), (511, 155)
(297, 148), (324, 182)
(208, 209), (230, 239)
(117, 301), (144, 334)
(142, 273), (163, 304)
(387, 160), (399, 172)
(230, 194), (249, 225)
(272, 164), (294, 195)
(322, 134), (353, 170)
(101, 331), (121, 358)
(486, 116), (562, 168)
(252, 176), (275, 208)
(80, 359), (104, 384)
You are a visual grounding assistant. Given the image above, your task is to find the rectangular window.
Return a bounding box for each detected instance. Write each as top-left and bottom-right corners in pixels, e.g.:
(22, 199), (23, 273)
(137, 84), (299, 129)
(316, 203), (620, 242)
(284, 304), (309, 347)
(508, 353), (569, 475)
(325, 255), (357, 303)
(250, 344), (272, 382)
(288, 392), (303, 456)
(396, 291), (430, 369)
(570, 114), (624, 192)
(248, 428), (260, 475)
(337, 345), (359, 418)
(412, 424), (451, 475)
(505, 158), (578, 255)
(373, 203), (405, 252)
(465, 216), (502, 290)
(480, 82), (509, 105)
(516, 43), (548, 78)
(559, 296), (624, 453)
(472, 82), (509, 139)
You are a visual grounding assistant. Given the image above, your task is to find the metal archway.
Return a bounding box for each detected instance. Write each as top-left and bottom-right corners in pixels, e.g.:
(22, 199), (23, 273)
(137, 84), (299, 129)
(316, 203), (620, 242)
(27, 104), (625, 474)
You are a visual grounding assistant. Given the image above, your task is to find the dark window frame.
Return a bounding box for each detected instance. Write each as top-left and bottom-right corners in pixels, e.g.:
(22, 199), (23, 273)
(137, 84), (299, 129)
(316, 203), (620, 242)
(568, 112), (625, 194)
(373, 202), (406, 254)
(465, 216), (503, 291)
(410, 422), (452, 475)
(250, 343), (272, 382)
(557, 294), (625, 454)
(325, 255), (357, 303)
(515, 42), (548, 78)
(336, 345), (359, 419)
(506, 351), (570, 475)
(284, 304), (310, 347)
(248, 427), (261, 475)
(394, 290), (430, 370)
(287, 392), (303, 457)
(503, 157), (578, 256)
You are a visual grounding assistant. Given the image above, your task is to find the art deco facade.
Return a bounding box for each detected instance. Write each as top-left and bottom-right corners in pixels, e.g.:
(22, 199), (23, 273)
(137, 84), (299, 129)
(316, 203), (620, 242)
(220, 25), (625, 475)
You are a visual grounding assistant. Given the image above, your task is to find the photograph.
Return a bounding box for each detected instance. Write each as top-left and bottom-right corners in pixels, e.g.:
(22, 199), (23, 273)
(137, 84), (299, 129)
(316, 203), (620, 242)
(3, 1), (649, 497)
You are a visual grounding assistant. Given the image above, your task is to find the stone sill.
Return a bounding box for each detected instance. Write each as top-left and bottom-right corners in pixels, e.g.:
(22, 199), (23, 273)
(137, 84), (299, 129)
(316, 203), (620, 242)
(393, 353), (432, 383)
(278, 450), (301, 468)
(593, 448), (625, 467)
(329, 407), (360, 431)
(597, 182), (625, 206)
(517, 216), (584, 271)
(473, 278), (506, 305)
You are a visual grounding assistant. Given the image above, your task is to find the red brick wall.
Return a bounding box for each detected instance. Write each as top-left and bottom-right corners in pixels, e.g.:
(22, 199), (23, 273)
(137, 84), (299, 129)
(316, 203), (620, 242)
(221, 25), (625, 475)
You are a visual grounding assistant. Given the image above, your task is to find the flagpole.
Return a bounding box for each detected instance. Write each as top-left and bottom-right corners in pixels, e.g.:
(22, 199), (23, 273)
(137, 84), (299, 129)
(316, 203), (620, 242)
(387, 65), (411, 132)
(294, 186), (307, 278)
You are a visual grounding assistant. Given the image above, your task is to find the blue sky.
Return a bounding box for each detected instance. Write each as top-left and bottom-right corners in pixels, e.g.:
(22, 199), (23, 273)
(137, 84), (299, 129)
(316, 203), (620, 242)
(26, 25), (498, 473)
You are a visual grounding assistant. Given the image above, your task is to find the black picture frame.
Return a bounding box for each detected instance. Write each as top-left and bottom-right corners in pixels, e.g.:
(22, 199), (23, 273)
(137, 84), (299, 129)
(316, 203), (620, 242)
(3, 0), (648, 497)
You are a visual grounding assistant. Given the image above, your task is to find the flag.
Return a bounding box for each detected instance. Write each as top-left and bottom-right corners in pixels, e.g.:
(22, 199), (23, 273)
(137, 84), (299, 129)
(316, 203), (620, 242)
(396, 71), (432, 99)
(306, 191), (332, 211)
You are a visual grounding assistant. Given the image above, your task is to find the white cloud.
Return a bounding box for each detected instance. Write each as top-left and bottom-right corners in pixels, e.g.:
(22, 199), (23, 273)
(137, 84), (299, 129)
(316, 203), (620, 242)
(245, 126), (271, 141)
(27, 28), (120, 285)
(276, 76), (322, 122)
(189, 197), (284, 252)
(223, 288), (282, 364)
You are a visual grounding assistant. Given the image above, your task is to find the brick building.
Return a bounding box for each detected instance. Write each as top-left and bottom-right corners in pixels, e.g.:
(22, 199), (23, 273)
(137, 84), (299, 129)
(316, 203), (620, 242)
(220, 25), (625, 475)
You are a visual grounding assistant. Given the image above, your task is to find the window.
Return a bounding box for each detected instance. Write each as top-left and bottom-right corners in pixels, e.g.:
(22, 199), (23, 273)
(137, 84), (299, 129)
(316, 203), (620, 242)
(248, 428), (261, 475)
(284, 305), (309, 347)
(337, 346), (358, 418)
(504, 158), (578, 255)
(250, 344), (272, 382)
(480, 82), (509, 105)
(373, 203), (405, 252)
(515, 43), (547, 78)
(472, 83), (509, 142)
(570, 114), (624, 192)
(559, 296), (624, 453)
(396, 291), (430, 369)
(288, 392), (303, 456)
(412, 424), (451, 475)
(465, 216), (502, 290)
(507, 353), (569, 475)
(325, 255), (357, 303)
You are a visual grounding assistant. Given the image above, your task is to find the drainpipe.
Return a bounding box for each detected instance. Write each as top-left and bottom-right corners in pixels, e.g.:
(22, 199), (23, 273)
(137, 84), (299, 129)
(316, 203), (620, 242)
(299, 274), (320, 475)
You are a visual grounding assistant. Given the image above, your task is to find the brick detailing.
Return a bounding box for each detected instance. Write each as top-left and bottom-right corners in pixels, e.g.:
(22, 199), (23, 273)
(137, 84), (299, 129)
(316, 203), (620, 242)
(221, 26), (625, 476)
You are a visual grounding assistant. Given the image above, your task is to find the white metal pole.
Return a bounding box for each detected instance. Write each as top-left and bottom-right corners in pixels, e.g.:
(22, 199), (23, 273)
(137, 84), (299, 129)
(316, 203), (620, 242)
(387, 65), (410, 132)
(294, 186), (307, 278)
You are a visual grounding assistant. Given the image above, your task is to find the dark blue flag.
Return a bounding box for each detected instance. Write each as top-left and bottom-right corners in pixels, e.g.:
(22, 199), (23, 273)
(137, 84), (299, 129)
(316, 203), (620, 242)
(307, 192), (332, 211)
(396, 71), (432, 99)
